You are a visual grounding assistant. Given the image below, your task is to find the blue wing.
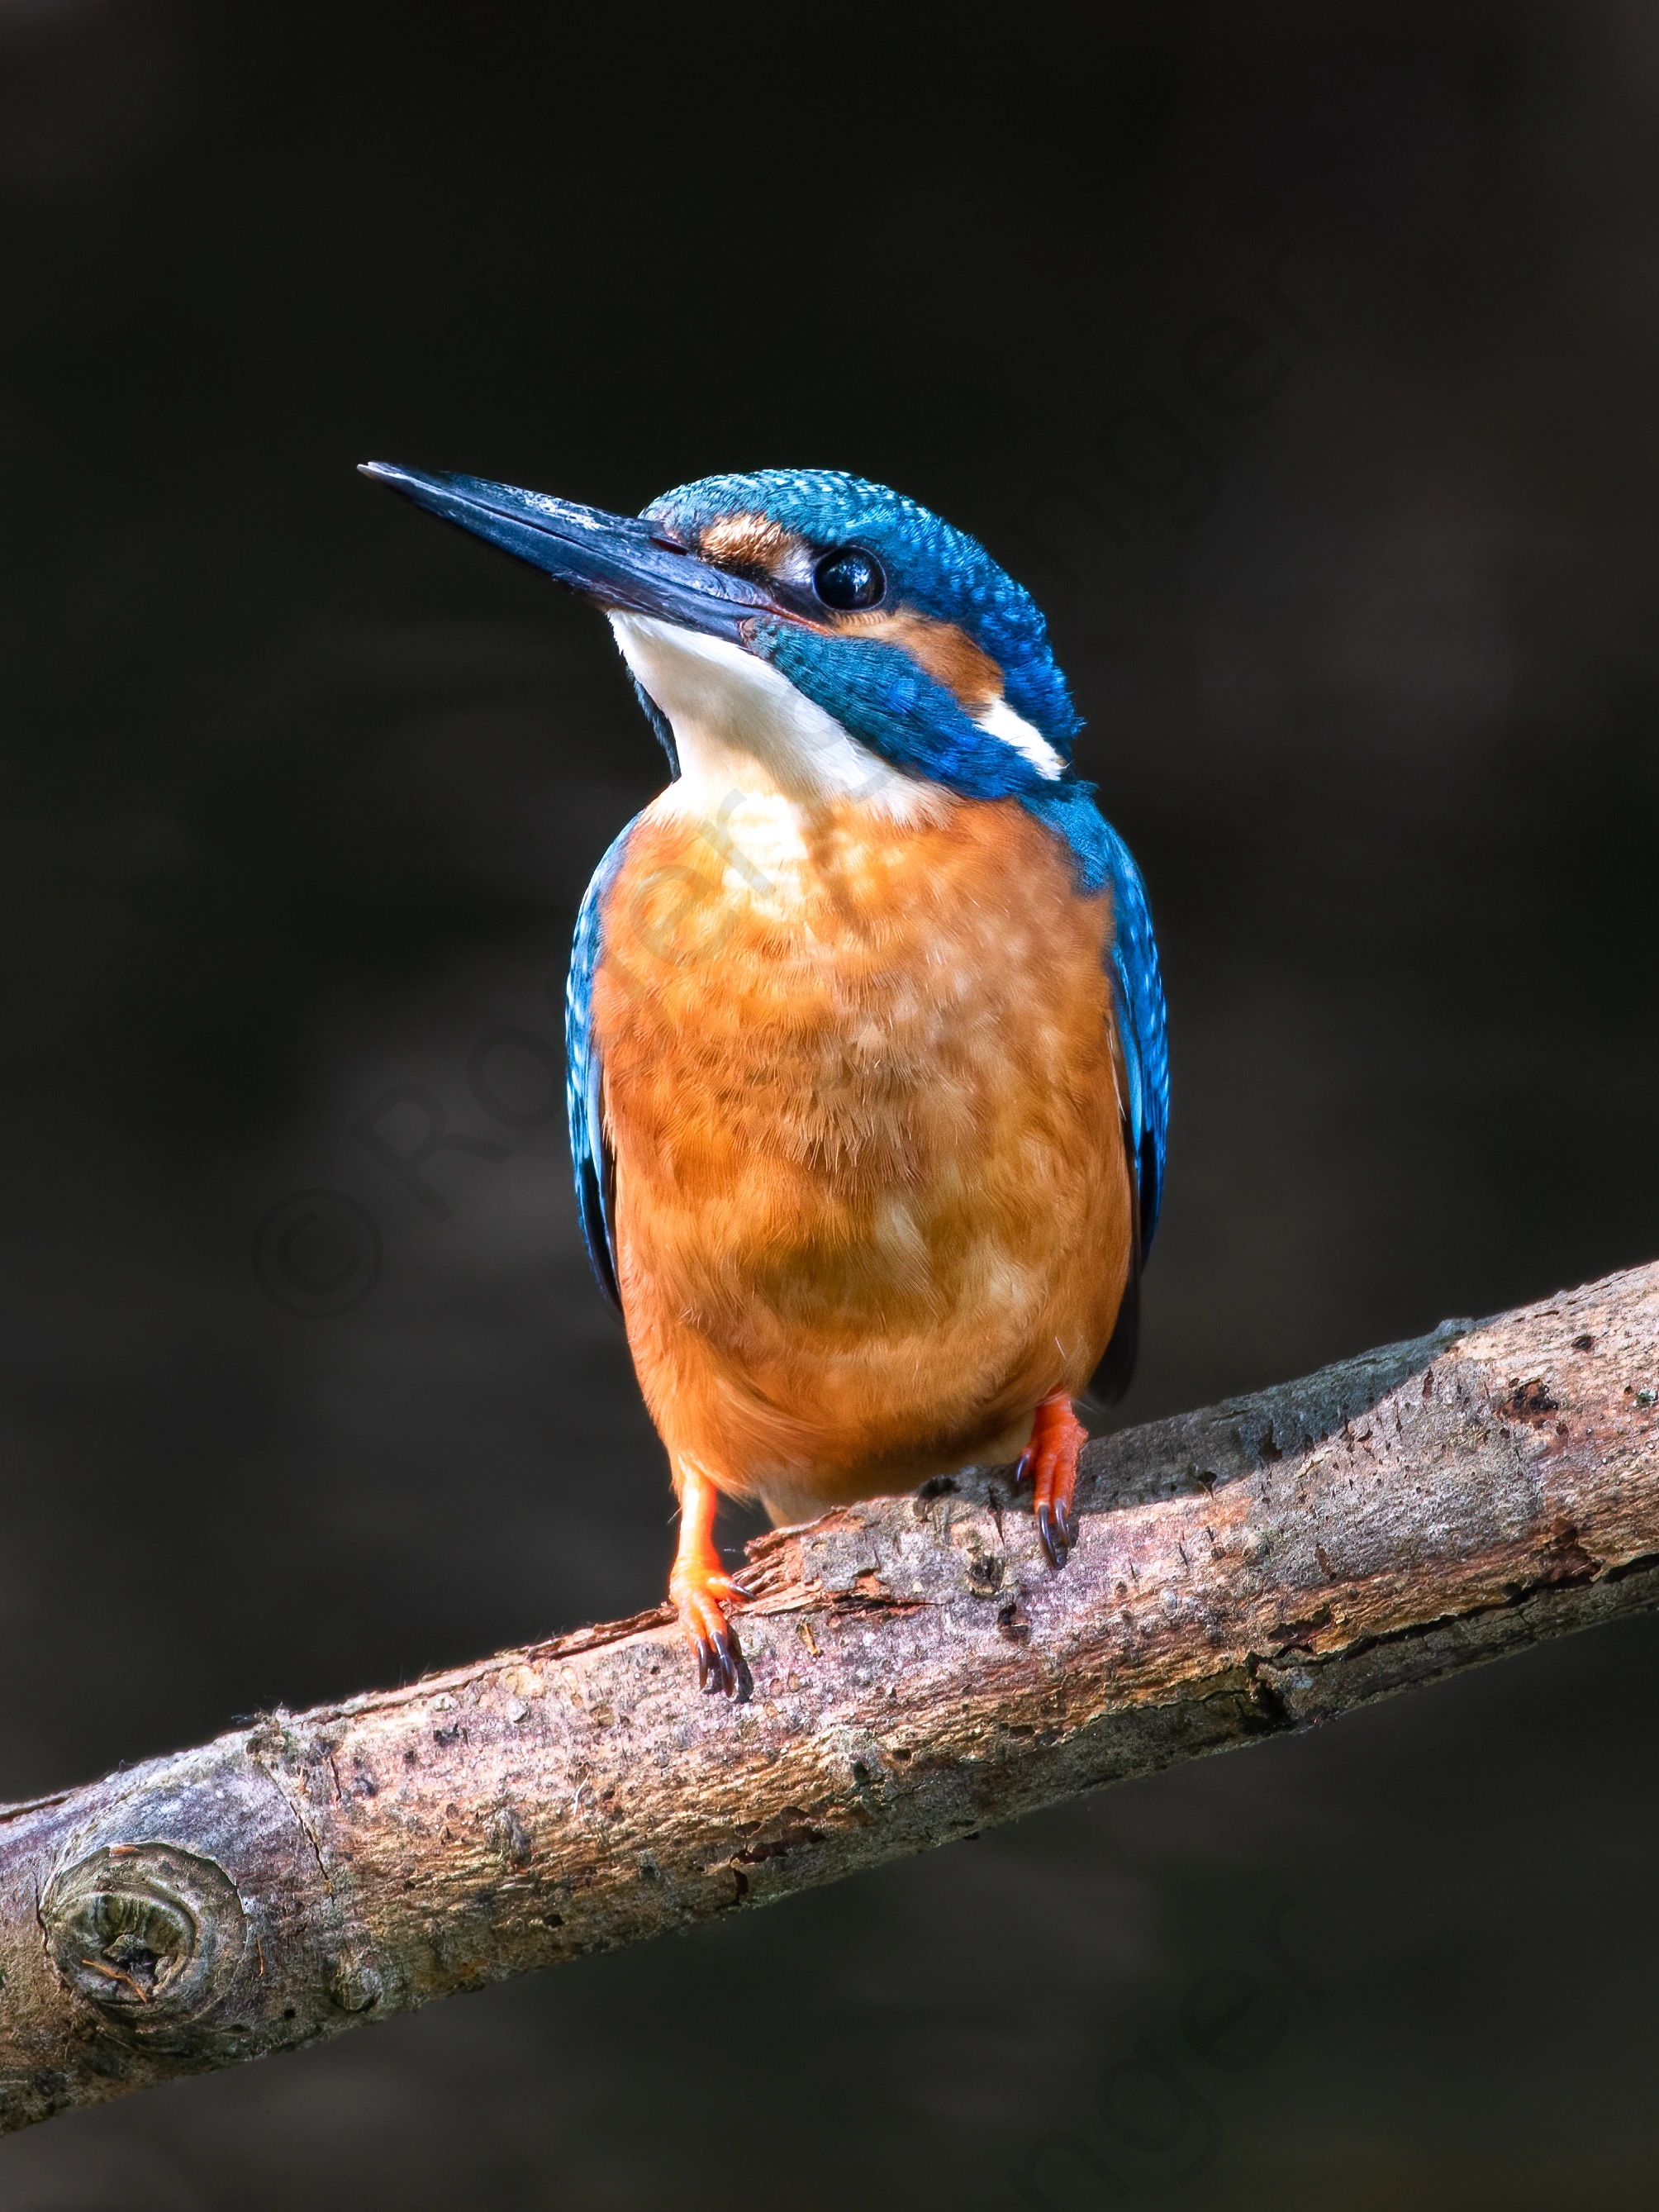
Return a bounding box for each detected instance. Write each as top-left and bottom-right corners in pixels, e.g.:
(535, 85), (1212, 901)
(564, 816), (643, 1316)
(1005, 777), (1167, 1257)
(1087, 818), (1168, 1401)
(1100, 821), (1169, 1262)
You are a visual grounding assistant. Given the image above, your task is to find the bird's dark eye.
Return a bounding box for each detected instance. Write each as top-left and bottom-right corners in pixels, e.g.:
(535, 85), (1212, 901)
(812, 546), (886, 611)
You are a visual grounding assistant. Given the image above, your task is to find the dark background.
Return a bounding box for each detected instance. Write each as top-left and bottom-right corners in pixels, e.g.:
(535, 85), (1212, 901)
(3, 2), (1658, 2205)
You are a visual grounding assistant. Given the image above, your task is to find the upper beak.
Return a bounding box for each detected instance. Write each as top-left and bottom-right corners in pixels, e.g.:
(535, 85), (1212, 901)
(359, 461), (778, 644)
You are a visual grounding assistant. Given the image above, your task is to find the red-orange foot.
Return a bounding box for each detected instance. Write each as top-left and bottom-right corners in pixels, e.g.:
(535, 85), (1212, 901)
(669, 1458), (749, 1699)
(669, 1553), (747, 1698)
(1015, 1395), (1089, 1568)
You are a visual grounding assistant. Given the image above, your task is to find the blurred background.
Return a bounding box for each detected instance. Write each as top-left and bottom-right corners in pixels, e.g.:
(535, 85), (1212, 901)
(2, 1), (1658, 2204)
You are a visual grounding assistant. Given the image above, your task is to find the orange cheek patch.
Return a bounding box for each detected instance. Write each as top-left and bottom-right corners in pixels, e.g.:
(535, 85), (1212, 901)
(844, 610), (1004, 714)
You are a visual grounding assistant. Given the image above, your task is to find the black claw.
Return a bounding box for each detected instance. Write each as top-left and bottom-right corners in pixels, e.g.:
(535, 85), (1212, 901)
(687, 1618), (747, 1701)
(1014, 1450), (1033, 1491)
(1038, 1503), (1072, 1570)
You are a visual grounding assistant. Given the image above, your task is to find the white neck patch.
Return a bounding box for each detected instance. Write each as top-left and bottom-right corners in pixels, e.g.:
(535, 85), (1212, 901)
(975, 693), (1066, 778)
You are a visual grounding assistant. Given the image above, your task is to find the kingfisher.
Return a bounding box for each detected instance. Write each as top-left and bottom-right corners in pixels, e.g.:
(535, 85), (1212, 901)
(363, 460), (1168, 1696)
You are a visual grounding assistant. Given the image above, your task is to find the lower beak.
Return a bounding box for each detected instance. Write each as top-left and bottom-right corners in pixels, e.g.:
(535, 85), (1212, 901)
(359, 461), (777, 643)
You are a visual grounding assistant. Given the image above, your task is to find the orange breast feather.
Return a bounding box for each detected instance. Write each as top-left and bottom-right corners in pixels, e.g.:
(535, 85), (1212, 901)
(592, 792), (1133, 1524)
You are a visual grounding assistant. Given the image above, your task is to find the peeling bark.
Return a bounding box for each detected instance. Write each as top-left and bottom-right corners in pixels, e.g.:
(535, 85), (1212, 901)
(2, 1263), (1657, 2137)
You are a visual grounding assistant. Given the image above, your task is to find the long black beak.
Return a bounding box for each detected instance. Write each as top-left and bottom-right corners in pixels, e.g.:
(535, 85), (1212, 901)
(359, 461), (778, 643)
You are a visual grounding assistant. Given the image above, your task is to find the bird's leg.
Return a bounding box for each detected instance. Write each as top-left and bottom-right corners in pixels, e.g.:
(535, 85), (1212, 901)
(1015, 1392), (1088, 1568)
(668, 1457), (747, 1698)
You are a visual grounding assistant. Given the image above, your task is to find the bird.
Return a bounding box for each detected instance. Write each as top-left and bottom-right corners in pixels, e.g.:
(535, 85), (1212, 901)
(362, 459), (1168, 1696)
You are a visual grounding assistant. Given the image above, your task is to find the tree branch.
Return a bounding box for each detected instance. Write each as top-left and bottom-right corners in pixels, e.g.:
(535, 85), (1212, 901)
(3, 1263), (1657, 2135)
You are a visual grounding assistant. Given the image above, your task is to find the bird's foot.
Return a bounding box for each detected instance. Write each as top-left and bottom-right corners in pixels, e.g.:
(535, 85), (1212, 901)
(1015, 1395), (1088, 1568)
(669, 1552), (748, 1699)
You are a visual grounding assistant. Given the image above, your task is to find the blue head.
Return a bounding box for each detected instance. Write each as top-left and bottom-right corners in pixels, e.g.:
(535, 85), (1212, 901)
(361, 458), (1119, 891)
(644, 465), (1078, 763)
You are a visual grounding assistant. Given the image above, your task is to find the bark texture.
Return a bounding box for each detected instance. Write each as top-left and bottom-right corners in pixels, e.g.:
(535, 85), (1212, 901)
(2, 1263), (1657, 2137)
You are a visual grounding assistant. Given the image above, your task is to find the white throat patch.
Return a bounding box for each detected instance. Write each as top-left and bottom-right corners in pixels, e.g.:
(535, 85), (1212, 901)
(608, 610), (1065, 824)
(609, 614), (937, 821)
